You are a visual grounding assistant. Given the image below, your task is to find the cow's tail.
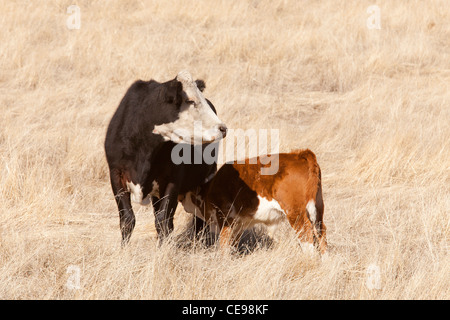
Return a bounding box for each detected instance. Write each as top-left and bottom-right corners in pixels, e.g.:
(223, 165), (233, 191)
(303, 150), (327, 253)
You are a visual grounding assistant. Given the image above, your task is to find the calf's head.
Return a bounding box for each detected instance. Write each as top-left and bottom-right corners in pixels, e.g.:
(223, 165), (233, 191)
(153, 71), (227, 144)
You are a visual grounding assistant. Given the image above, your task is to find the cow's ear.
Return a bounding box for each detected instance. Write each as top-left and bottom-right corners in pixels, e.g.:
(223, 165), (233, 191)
(195, 79), (206, 92)
(162, 80), (182, 105)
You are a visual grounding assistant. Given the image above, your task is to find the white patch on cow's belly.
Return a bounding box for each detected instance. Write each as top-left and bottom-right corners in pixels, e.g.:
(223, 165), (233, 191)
(126, 181), (159, 206)
(252, 195), (285, 226)
(126, 181), (143, 204)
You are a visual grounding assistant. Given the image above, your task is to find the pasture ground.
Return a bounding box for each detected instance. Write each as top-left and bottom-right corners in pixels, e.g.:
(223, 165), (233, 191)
(0, 0), (449, 299)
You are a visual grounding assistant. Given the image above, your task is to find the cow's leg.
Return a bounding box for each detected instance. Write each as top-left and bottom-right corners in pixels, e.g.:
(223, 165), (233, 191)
(153, 182), (179, 244)
(109, 168), (136, 245)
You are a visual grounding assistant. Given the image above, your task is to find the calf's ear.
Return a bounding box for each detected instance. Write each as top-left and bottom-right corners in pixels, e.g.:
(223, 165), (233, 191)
(195, 79), (206, 92)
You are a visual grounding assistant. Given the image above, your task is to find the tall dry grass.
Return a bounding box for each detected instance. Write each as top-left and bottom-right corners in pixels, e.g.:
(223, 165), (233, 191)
(0, 0), (449, 299)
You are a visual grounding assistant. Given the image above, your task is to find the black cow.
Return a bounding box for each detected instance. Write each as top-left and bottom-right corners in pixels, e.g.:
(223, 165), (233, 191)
(105, 71), (227, 244)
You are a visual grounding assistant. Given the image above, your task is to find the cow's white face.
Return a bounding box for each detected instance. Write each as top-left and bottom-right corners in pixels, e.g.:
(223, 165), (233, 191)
(153, 71), (227, 144)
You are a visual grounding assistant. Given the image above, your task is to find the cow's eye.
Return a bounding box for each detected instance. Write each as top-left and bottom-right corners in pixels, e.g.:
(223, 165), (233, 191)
(186, 100), (195, 105)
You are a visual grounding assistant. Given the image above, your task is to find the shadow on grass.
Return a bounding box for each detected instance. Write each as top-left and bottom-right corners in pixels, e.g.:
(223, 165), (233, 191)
(175, 222), (274, 256)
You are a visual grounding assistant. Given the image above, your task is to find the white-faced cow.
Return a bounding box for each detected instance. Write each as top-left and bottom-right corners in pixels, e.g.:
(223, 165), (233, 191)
(105, 71), (227, 244)
(180, 149), (327, 254)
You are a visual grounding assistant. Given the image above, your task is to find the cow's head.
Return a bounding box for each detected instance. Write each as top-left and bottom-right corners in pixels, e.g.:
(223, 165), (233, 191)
(153, 71), (227, 144)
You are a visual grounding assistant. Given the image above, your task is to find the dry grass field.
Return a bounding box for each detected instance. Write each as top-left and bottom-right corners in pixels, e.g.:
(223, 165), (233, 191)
(0, 0), (449, 299)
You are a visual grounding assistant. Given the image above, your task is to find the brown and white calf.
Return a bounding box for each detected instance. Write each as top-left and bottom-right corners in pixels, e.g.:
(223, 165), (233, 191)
(181, 149), (327, 254)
